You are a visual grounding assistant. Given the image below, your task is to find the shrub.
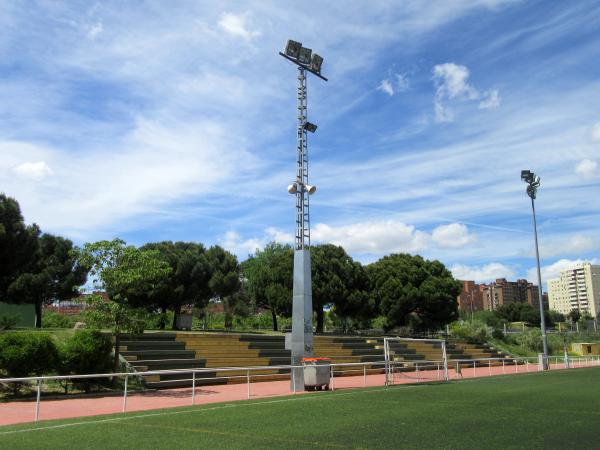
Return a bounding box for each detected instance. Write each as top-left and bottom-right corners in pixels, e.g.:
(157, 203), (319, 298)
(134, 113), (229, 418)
(42, 311), (77, 328)
(450, 320), (493, 344)
(0, 332), (59, 392)
(0, 313), (20, 330)
(59, 330), (113, 393)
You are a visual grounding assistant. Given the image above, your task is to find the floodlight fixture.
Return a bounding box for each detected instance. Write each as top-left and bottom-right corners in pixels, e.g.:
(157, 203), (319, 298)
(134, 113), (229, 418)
(304, 122), (318, 133)
(288, 183), (298, 194)
(310, 54), (323, 74)
(305, 184), (316, 195)
(285, 39), (302, 59)
(298, 47), (312, 65)
(521, 169), (533, 183)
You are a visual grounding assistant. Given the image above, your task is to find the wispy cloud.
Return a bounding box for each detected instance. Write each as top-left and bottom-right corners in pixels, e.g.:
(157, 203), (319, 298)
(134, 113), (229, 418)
(217, 12), (261, 41)
(575, 158), (597, 179)
(432, 63), (500, 121)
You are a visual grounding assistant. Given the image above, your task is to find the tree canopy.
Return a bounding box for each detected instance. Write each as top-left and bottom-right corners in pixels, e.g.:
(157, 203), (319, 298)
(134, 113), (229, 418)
(241, 242), (293, 331)
(367, 253), (461, 331)
(136, 241), (211, 329)
(75, 239), (171, 369)
(0, 194), (40, 300)
(311, 244), (372, 333)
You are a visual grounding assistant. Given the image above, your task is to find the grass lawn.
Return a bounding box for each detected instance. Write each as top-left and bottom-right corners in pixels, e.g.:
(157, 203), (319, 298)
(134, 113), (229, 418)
(1, 368), (599, 449)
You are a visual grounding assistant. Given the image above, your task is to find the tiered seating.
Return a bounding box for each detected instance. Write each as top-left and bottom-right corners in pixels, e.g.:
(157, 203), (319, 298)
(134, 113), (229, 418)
(122, 333), (517, 389)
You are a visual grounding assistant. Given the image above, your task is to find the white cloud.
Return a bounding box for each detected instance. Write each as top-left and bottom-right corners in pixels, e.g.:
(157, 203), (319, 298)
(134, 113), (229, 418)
(312, 219), (429, 254)
(377, 72), (409, 96)
(575, 158), (597, 179)
(479, 89), (501, 109)
(451, 262), (515, 282)
(395, 73), (410, 92)
(431, 223), (476, 249)
(591, 122), (600, 141)
(377, 79), (394, 96)
(541, 234), (600, 257)
(527, 258), (600, 284)
(12, 161), (52, 180)
(87, 21), (103, 40)
(217, 12), (261, 41)
(220, 227), (294, 258)
(432, 63), (499, 121)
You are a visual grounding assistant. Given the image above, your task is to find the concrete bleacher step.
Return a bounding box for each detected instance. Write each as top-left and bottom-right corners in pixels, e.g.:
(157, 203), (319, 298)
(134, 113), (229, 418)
(121, 349), (196, 361)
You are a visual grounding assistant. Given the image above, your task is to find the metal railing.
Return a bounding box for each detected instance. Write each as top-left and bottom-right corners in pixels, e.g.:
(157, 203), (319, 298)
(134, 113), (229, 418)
(1, 355), (599, 423)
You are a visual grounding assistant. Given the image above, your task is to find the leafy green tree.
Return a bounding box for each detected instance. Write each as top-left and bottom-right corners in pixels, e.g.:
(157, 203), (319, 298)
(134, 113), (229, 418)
(136, 242), (211, 330)
(7, 234), (88, 328)
(206, 245), (242, 329)
(0, 194), (40, 301)
(367, 253), (460, 331)
(568, 309), (581, 323)
(75, 239), (171, 370)
(311, 244), (373, 333)
(241, 242), (293, 331)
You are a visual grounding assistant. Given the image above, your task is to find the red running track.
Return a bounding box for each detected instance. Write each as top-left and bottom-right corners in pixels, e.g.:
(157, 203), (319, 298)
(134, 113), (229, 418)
(1, 359), (597, 427)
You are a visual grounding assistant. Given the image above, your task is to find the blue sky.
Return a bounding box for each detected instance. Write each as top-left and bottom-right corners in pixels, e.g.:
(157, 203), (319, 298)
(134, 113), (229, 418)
(1, 1), (599, 287)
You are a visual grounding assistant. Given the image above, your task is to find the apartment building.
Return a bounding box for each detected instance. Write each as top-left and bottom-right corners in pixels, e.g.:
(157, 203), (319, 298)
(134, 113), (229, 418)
(457, 280), (485, 313)
(481, 278), (542, 311)
(548, 263), (600, 316)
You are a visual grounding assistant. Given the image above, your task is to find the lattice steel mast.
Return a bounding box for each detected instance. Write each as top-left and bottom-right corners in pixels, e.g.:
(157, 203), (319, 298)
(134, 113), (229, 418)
(280, 40), (327, 391)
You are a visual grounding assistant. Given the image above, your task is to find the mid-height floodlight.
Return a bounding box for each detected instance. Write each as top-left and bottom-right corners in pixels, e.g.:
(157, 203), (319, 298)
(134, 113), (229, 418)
(521, 170), (533, 183)
(285, 40), (302, 59)
(298, 47), (312, 65)
(310, 54), (323, 74)
(304, 122), (318, 133)
(305, 184), (316, 195)
(287, 183), (298, 194)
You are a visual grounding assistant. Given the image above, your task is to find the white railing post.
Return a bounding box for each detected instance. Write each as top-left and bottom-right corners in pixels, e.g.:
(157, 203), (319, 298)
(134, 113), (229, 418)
(35, 379), (41, 422)
(473, 361), (476, 378)
(502, 359), (505, 374)
(363, 364), (367, 387)
(122, 375), (128, 413)
(488, 360), (492, 376)
(330, 365), (335, 391)
(192, 371), (196, 405)
(416, 363), (420, 383)
(246, 369), (251, 400)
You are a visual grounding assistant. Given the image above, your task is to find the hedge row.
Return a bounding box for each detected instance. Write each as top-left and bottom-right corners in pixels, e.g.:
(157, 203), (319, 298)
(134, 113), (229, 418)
(0, 330), (112, 393)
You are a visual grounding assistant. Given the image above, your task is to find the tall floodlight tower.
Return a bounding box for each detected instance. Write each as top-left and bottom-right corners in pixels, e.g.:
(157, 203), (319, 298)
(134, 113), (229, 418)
(521, 170), (550, 370)
(280, 40), (327, 391)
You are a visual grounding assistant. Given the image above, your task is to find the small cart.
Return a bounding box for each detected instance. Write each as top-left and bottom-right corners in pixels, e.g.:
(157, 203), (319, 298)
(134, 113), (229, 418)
(302, 357), (331, 391)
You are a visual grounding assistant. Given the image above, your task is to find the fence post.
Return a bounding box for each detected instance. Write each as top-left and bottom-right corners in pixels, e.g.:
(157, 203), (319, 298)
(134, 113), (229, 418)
(363, 364), (367, 387)
(502, 359), (505, 374)
(330, 365), (335, 391)
(192, 371), (196, 405)
(473, 361), (476, 378)
(514, 360), (518, 373)
(122, 375), (128, 413)
(526, 360), (529, 372)
(246, 369), (251, 400)
(35, 379), (41, 422)
(416, 363), (420, 383)
(292, 367), (296, 394)
(488, 360), (492, 376)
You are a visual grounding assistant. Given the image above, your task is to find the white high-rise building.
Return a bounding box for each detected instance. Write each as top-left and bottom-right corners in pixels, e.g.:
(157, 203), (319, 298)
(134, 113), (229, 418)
(548, 263), (600, 317)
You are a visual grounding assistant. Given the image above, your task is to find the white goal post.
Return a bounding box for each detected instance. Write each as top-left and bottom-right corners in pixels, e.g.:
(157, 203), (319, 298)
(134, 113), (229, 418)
(384, 337), (449, 385)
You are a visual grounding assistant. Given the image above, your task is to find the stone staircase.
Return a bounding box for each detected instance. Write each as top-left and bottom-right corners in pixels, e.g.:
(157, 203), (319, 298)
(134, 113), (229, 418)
(120, 333), (515, 389)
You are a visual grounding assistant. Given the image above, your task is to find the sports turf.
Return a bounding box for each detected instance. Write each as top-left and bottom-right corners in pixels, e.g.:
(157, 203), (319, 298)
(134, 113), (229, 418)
(1, 368), (599, 449)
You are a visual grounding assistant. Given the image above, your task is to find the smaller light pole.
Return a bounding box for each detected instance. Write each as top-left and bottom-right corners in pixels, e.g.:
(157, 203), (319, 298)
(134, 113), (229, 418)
(521, 169), (549, 370)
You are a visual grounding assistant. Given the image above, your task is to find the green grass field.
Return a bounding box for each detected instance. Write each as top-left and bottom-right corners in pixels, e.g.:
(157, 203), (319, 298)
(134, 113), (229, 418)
(2, 368), (599, 449)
